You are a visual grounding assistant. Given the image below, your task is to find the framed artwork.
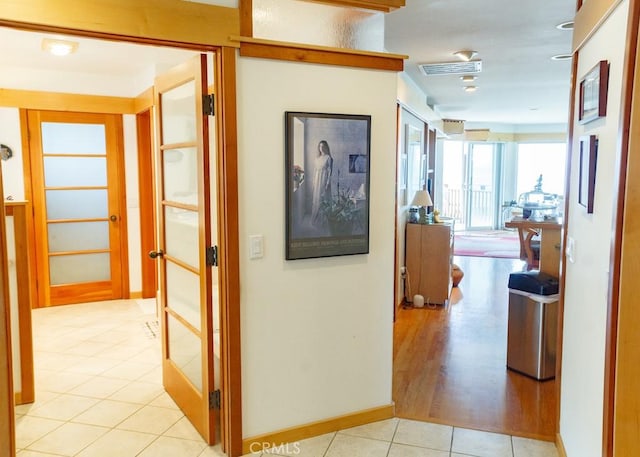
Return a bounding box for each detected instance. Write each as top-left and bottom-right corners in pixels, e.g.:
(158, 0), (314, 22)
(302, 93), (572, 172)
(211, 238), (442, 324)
(579, 60), (609, 124)
(285, 111), (371, 260)
(578, 134), (598, 213)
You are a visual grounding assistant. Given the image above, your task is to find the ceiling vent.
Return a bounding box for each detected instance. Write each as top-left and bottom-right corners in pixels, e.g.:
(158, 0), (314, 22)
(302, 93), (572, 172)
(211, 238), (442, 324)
(419, 60), (482, 76)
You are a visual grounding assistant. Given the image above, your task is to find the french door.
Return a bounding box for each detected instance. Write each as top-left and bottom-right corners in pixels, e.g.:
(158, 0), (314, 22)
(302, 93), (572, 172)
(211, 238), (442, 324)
(27, 111), (127, 306)
(441, 141), (500, 230)
(465, 143), (498, 229)
(152, 54), (219, 444)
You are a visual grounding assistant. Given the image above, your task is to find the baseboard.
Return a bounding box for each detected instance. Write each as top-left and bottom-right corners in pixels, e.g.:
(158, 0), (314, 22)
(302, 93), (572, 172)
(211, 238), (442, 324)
(14, 392), (21, 405)
(129, 291), (143, 299)
(556, 433), (567, 457)
(242, 403), (395, 454)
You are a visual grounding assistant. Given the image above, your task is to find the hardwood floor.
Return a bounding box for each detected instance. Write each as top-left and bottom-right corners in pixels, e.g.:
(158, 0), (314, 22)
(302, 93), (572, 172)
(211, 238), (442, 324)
(393, 255), (557, 441)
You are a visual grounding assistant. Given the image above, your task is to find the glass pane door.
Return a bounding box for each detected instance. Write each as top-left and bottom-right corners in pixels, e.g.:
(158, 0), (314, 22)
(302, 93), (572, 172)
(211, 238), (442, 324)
(467, 143), (497, 229)
(27, 111), (124, 306)
(154, 54), (217, 444)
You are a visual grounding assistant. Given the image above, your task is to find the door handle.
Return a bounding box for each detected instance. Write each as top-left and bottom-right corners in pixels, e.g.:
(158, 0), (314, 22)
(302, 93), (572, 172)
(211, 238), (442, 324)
(149, 250), (164, 259)
(110, 215), (118, 222)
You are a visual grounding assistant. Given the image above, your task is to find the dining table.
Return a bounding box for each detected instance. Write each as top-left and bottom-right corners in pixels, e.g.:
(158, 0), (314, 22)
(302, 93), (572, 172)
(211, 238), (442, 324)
(505, 217), (563, 277)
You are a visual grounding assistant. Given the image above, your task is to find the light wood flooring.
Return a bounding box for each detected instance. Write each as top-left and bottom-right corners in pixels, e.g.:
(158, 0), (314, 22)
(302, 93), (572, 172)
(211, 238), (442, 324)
(393, 255), (557, 441)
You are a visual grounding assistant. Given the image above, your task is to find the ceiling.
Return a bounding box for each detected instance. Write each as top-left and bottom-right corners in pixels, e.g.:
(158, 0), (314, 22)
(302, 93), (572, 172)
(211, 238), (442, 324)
(384, 0), (576, 126)
(1, 0), (576, 127)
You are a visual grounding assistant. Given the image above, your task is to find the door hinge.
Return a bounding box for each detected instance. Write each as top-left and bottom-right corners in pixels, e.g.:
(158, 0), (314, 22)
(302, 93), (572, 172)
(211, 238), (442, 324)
(206, 245), (218, 267)
(203, 94), (215, 116)
(209, 389), (221, 410)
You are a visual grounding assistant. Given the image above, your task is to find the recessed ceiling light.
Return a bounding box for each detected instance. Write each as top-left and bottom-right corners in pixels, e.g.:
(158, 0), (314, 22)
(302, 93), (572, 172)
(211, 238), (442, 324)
(463, 86), (478, 93)
(551, 53), (572, 61)
(453, 50), (478, 62)
(42, 38), (79, 56)
(556, 21), (574, 30)
(460, 75), (476, 82)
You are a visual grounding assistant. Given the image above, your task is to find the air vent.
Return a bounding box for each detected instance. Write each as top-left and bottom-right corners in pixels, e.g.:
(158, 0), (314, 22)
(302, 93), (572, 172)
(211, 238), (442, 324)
(419, 60), (482, 76)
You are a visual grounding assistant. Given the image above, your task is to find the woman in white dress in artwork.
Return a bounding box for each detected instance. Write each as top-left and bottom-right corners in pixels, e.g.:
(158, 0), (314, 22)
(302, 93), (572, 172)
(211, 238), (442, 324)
(311, 140), (333, 225)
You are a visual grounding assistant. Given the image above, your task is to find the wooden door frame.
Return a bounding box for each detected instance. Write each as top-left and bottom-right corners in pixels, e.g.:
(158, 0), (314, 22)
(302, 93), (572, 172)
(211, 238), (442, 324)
(0, 161), (17, 457)
(1, 23), (241, 456)
(136, 109), (158, 299)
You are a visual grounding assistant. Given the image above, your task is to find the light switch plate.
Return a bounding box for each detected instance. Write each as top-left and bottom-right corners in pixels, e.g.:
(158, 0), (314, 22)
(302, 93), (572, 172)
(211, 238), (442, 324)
(249, 235), (264, 259)
(566, 236), (575, 263)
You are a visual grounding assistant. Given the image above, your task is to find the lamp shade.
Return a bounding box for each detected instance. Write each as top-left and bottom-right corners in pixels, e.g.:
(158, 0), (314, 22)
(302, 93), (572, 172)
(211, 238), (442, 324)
(411, 190), (433, 207)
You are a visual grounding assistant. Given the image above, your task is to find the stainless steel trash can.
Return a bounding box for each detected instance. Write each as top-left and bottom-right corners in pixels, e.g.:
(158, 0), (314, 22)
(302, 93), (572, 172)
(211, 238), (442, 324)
(506, 289), (559, 380)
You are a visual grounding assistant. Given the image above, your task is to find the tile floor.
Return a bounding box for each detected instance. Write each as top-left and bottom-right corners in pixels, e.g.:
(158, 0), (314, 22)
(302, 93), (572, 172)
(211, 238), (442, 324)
(15, 299), (558, 457)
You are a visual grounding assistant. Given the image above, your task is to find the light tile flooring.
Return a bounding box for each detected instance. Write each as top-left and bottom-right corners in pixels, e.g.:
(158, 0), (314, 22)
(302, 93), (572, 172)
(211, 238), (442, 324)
(15, 299), (558, 457)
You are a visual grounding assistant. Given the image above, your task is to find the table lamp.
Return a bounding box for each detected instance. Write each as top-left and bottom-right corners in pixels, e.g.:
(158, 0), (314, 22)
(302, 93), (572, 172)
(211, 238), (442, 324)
(411, 190), (433, 224)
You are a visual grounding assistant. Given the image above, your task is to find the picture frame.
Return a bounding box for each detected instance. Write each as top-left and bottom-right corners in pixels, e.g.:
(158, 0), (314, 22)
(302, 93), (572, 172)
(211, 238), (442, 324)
(579, 60), (609, 124)
(285, 111), (371, 260)
(578, 134), (598, 213)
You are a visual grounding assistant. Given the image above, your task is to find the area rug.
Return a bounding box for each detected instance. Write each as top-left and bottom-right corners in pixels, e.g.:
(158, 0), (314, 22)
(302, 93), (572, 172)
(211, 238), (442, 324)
(454, 230), (520, 259)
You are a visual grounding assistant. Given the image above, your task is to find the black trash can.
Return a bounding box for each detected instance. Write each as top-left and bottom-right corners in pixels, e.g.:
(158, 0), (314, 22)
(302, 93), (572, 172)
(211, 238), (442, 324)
(506, 271), (559, 380)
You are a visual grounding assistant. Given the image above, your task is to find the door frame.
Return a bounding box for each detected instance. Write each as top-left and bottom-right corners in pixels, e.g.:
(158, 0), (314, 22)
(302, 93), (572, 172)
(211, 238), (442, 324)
(136, 109), (158, 299)
(2, 25), (242, 457)
(0, 160), (17, 457)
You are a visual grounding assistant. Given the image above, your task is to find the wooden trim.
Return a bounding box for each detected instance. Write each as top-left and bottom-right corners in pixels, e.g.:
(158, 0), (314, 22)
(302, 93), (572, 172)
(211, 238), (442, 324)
(4, 203), (35, 404)
(133, 87), (154, 114)
(609, 2), (640, 456)
(393, 104), (401, 322)
(136, 109), (157, 299)
(304, 0), (405, 12)
(240, 0), (253, 37)
(556, 433), (568, 457)
(0, 89), (136, 114)
(113, 114), (130, 299)
(242, 404), (395, 454)
(555, 47), (579, 438)
(217, 46), (243, 457)
(0, 0), (240, 48)
(233, 36), (406, 71)
(0, 162), (17, 457)
(18, 110), (39, 311)
(573, 0), (624, 52)
(129, 291), (143, 299)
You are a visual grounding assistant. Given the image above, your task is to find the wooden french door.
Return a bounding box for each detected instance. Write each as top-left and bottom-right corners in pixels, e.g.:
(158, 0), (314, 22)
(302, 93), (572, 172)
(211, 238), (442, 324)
(152, 54), (218, 443)
(26, 111), (127, 306)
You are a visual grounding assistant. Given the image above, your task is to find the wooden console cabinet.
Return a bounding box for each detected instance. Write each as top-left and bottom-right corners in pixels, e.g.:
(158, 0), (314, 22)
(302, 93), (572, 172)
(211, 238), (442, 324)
(405, 222), (454, 305)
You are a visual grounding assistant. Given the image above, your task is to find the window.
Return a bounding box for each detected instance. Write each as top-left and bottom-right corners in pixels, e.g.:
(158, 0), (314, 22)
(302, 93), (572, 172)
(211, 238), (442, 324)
(516, 143), (567, 197)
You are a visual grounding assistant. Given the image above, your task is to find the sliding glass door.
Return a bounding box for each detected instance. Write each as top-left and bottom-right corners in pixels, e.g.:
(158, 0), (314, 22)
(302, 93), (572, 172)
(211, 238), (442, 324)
(441, 141), (501, 230)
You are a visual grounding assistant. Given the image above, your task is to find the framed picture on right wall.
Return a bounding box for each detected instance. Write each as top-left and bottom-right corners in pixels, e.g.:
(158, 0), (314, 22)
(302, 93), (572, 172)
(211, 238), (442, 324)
(578, 134), (598, 213)
(579, 60), (609, 124)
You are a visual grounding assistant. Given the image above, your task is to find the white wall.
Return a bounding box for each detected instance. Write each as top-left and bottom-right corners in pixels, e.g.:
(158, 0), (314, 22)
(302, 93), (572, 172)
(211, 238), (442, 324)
(0, 108), (25, 201)
(560, 1), (629, 456)
(123, 115), (142, 293)
(237, 56), (397, 437)
(396, 73), (440, 125)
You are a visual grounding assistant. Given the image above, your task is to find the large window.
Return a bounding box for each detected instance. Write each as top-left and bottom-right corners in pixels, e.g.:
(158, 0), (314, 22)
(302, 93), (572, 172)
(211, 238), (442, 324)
(516, 143), (567, 197)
